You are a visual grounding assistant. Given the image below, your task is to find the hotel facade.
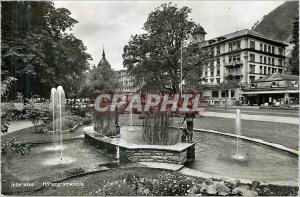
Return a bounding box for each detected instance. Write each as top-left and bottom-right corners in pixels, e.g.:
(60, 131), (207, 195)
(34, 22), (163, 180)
(117, 69), (137, 93)
(191, 26), (288, 104)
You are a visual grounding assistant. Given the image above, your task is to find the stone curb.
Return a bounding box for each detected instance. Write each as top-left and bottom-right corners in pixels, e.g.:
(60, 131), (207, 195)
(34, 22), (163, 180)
(179, 167), (299, 187)
(190, 127), (298, 156)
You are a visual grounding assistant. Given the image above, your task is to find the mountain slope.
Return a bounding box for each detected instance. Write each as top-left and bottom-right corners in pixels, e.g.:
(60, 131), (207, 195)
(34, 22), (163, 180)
(252, 1), (299, 42)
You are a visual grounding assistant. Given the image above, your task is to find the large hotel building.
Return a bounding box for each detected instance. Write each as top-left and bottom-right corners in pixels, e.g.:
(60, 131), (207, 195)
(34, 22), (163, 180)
(191, 26), (288, 103)
(118, 25), (292, 105)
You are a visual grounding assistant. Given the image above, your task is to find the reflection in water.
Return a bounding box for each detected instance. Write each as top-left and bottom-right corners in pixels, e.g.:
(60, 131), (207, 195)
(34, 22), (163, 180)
(41, 145), (66, 152)
(41, 157), (76, 166)
(7, 140), (114, 181)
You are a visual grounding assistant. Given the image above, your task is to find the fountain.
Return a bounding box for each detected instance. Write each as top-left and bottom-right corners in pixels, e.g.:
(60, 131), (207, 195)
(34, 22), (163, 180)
(50, 88), (56, 148)
(54, 86), (66, 161)
(127, 94), (134, 131)
(232, 109), (245, 160)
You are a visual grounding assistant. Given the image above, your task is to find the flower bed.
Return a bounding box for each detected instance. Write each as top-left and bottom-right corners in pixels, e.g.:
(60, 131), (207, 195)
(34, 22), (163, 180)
(27, 168), (298, 196)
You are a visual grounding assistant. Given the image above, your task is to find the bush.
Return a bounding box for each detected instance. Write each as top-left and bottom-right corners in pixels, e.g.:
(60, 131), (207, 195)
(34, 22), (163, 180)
(95, 180), (137, 196)
(83, 117), (93, 125)
(64, 120), (77, 129)
(1, 138), (31, 156)
(151, 173), (194, 196)
(71, 105), (89, 117)
(65, 167), (86, 176)
(23, 99), (50, 133)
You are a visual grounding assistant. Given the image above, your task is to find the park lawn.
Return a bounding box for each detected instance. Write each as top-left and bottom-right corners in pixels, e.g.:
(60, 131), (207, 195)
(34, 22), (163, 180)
(206, 108), (299, 118)
(119, 114), (298, 150)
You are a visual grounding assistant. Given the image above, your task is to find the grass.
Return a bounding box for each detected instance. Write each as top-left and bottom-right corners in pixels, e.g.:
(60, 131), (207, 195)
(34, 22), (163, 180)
(206, 107), (299, 117)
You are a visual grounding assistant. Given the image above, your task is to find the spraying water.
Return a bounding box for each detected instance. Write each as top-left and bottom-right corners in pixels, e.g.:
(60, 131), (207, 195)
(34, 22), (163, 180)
(50, 88), (56, 148)
(130, 101), (133, 126)
(55, 86), (66, 161)
(232, 109), (244, 160)
(127, 94), (134, 131)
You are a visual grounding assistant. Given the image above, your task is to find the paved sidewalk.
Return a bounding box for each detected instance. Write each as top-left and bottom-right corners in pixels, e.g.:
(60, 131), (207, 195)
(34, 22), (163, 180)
(201, 111), (299, 125)
(5, 120), (34, 134)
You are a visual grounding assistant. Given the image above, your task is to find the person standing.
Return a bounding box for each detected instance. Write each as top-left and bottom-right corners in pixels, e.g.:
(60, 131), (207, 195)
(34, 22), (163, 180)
(182, 110), (196, 143)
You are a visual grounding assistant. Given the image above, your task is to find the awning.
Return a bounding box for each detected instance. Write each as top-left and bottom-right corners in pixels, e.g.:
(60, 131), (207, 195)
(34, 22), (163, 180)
(242, 89), (299, 95)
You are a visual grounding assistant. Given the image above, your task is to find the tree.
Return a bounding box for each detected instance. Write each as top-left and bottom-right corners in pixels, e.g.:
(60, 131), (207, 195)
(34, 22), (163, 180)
(1, 72), (17, 133)
(81, 63), (120, 100)
(289, 17), (299, 75)
(1, 2), (92, 100)
(218, 76), (240, 111)
(123, 3), (211, 94)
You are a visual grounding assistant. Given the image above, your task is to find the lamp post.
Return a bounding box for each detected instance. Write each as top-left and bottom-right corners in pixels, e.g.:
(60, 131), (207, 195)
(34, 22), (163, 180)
(180, 40), (183, 97)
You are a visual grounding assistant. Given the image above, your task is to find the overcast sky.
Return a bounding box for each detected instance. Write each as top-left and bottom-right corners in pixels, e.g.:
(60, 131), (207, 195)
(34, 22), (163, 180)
(54, 1), (284, 71)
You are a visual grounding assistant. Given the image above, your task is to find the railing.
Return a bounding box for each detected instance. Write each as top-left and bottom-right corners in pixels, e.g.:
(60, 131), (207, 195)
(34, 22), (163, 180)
(225, 71), (242, 76)
(224, 60), (243, 67)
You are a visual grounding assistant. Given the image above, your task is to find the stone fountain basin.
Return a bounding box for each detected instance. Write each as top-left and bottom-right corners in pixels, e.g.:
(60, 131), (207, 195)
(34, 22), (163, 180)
(4, 140), (115, 181)
(84, 126), (195, 164)
(85, 125), (298, 183)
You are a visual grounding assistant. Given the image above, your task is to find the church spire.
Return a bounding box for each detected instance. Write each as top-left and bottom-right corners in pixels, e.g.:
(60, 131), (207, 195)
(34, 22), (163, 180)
(102, 46), (105, 59)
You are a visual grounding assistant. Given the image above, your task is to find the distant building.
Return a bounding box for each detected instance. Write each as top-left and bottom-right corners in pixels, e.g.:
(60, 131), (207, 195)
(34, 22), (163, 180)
(242, 73), (299, 106)
(116, 69), (137, 93)
(191, 25), (288, 104)
(97, 48), (111, 68)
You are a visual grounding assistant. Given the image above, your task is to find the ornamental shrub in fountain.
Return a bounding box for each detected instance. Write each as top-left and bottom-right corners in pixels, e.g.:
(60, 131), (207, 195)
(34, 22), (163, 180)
(94, 111), (119, 137)
(142, 110), (180, 145)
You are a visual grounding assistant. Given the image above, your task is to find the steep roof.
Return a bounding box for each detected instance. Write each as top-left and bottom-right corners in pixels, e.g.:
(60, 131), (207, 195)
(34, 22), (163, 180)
(97, 48), (111, 68)
(192, 24), (207, 35)
(204, 29), (288, 47)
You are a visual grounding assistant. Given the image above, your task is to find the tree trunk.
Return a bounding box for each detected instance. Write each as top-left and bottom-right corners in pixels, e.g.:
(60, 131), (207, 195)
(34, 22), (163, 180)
(225, 90), (227, 111)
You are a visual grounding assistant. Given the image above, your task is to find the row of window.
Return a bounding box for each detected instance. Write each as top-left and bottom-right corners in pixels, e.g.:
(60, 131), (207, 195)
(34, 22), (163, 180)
(209, 39), (284, 57)
(205, 78), (221, 84)
(212, 90), (235, 98)
(203, 69), (221, 77)
(209, 40), (242, 55)
(123, 87), (136, 91)
(250, 40), (284, 55)
(121, 81), (133, 85)
(249, 54), (284, 66)
(249, 64), (283, 75)
(227, 67), (241, 75)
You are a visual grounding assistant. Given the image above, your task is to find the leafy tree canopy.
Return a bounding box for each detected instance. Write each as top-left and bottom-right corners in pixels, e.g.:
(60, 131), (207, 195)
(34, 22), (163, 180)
(123, 3), (211, 94)
(80, 63), (120, 99)
(1, 1), (92, 100)
(289, 17), (299, 75)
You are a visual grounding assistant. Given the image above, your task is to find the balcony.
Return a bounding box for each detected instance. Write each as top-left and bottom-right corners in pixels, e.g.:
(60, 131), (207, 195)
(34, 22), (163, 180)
(224, 60), (243, 67)
(225, 71), (242, 76)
